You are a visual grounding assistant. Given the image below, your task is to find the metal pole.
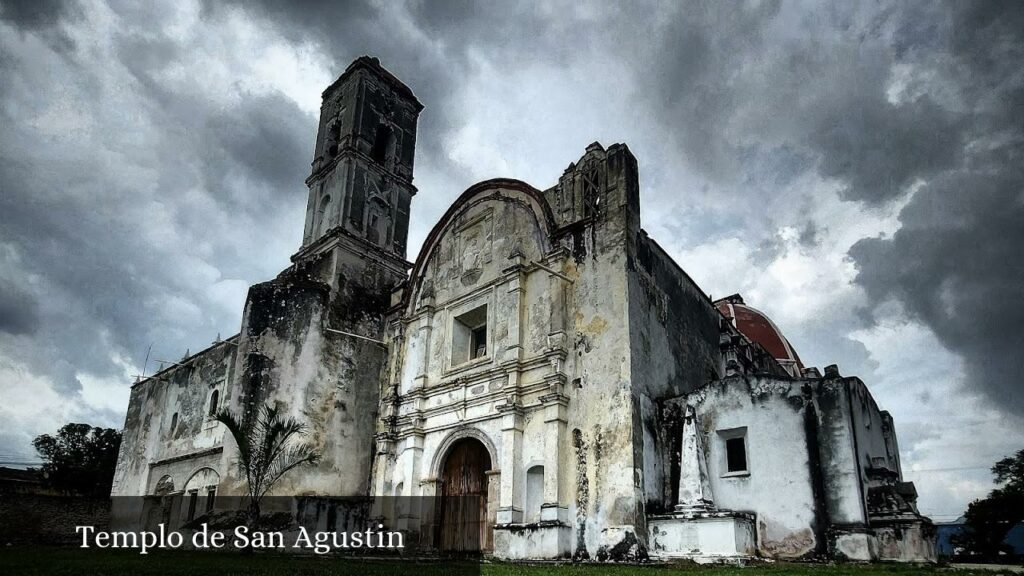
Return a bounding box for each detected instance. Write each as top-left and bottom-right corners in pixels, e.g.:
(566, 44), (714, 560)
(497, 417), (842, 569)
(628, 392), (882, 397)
(153, 359), (192, 369)
(324, 327), (386, 346)
(531, 261), (575, 284)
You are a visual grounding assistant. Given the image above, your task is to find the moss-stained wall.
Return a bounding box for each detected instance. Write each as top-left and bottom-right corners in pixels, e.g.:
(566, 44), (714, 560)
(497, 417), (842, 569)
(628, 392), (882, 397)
(111, 338), (237, 497)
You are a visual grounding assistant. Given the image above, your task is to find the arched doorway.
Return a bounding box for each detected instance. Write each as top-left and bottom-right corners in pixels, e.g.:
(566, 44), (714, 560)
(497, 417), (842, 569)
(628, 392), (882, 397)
(144, 475), (179, 530)
(438, 437), (492, 553)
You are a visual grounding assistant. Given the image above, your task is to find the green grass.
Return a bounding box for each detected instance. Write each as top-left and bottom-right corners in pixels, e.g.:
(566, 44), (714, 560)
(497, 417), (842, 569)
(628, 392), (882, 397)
(0, 546), (1015, 576)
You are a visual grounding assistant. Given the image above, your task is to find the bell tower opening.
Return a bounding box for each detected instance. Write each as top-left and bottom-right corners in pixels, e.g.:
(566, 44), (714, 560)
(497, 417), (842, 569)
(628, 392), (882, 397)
(369, 123), (395, 165)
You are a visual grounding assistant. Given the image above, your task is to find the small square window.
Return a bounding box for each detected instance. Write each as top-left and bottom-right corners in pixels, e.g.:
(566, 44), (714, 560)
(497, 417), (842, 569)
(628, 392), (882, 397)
(452, 305), (487, 366)
(718, 427), (749, 476)
(726, 437), (747, 473)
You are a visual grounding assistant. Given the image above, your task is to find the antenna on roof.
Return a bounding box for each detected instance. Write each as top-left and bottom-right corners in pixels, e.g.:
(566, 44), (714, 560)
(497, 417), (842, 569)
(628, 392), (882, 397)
(140, 343), (153, 381)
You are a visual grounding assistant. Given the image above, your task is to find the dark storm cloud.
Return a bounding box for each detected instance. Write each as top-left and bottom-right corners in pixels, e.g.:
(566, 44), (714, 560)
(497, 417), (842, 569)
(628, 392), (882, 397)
(0, 279), (39, 335)
(851, 169), (1024, 413)
(214, 0), (463, 173)
(0, 1), (312, 398)
(0, 0), (76, 30)
(637, 1), (966, 205)
(849, 1), (1024, 416)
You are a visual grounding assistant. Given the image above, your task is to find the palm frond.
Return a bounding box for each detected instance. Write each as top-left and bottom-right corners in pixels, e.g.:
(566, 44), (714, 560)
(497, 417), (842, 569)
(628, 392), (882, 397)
(217, 402), (321, 510)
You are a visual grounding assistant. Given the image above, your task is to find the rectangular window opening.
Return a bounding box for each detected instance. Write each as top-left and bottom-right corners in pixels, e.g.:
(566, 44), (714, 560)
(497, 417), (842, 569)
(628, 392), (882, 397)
(726, 436), (747, 473)
(186, 490), (198, 521)
(205, 487), (216, 513)
(452, 304), (488, 366)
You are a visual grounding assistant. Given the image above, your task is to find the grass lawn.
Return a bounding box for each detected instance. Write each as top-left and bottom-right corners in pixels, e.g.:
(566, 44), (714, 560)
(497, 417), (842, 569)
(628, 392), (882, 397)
(0, 546), (1018, 576)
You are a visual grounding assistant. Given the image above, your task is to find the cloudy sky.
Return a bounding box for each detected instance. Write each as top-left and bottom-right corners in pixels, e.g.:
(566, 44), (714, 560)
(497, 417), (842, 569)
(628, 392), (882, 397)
(1, 0), (1022, 521)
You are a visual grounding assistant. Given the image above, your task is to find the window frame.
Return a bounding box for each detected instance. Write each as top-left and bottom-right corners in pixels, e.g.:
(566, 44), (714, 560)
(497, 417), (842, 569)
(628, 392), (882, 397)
(717, 426), (750, 478)
(205, 486), (217, 513)
(186, 489), (199, 521)
(207, 389), (220, 417)
(449, 302), (490, 370)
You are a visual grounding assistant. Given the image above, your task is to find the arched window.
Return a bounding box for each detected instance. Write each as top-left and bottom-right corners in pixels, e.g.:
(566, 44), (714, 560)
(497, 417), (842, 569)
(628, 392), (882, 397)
(169, 413), (178, 435)
(525, 465), (544, 523)
(183, 467), (220, 521)
(393, 481), (406, 522)
(317, 195), (332, 236)
(154, 475), (175, 496)
(326, 121), (341, 157)
(208, 389), (219, 416)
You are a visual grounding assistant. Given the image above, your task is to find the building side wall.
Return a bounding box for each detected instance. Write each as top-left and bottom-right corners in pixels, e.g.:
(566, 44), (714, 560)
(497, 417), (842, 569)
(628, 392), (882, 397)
(688, 377), (821, 559)
(111, 341), (237, 497)
(813, 379), (870, 529)
(223, 256), (392, 498)
(627, 231), (723, 513)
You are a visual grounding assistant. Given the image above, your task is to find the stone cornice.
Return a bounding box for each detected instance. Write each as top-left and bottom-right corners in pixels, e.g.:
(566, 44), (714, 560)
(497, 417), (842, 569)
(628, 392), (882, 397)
(148, 446), (223, 468)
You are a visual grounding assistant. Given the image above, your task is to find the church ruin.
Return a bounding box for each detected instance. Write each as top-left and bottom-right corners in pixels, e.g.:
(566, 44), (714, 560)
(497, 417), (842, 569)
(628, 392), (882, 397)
(111, 56), (935, 562)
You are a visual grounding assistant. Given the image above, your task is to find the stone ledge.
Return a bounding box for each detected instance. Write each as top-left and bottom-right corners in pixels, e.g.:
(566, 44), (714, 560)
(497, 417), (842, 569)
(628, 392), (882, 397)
(649, 510), (757, 560)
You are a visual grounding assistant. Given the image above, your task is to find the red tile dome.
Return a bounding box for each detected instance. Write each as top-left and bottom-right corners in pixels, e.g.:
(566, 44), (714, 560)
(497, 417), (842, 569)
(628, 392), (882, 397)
(715, 294), (804, 377)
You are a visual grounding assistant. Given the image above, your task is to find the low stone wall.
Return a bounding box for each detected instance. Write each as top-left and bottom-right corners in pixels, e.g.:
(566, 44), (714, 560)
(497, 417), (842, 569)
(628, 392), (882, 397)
(0, 495), (110, 544)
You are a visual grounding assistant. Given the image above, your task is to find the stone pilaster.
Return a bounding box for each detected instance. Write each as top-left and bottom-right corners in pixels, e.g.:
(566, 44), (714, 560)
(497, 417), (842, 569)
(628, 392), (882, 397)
(496, 404), (524, 524)
(540, 392), (569, 523)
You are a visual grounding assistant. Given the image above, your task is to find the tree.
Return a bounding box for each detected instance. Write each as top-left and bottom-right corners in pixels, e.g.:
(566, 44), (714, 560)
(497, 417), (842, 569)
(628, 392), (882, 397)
(993, 449), (1024, 494)
(32, 423), (122, 497)
(953, 449), (1024, 560)
(215, 403), (319, 528)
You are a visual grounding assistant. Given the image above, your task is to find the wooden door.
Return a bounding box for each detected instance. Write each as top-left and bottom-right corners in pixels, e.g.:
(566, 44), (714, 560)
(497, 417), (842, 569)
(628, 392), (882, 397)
(439, 438), (491, 553)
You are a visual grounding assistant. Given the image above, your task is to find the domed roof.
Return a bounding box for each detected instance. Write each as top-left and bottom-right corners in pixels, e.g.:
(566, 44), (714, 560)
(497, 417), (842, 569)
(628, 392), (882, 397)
(715, 294), (804, 377)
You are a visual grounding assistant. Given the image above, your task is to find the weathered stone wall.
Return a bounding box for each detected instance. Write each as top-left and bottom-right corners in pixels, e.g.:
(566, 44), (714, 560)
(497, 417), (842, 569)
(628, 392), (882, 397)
(223, 260), (389, 498)
(0, 495), (109, 544)
(551, 144), (646, 560)
(111, 339), (237, 497)
(671, 374), (925, 561)
(381, 143), (649, 560)
(683, 376), (821, 558)
(627, 231), (723, 514)
(845, 377), (902, 482)
(812, 378), (871, 530)
(874, 521), (937, 562)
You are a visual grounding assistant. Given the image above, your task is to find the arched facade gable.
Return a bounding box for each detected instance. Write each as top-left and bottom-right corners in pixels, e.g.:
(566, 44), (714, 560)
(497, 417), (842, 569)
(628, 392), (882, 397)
(405, 179), (557, 316)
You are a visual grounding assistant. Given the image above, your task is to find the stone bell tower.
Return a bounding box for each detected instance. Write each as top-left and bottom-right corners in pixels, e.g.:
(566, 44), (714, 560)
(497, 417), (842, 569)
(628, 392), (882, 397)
(224, 58), (422, 499)
(300, 55), (423, 259)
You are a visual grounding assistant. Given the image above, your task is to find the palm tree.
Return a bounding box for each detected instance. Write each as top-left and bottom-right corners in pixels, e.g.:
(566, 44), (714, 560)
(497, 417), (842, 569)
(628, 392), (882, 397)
(215, 403), (319, 528)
